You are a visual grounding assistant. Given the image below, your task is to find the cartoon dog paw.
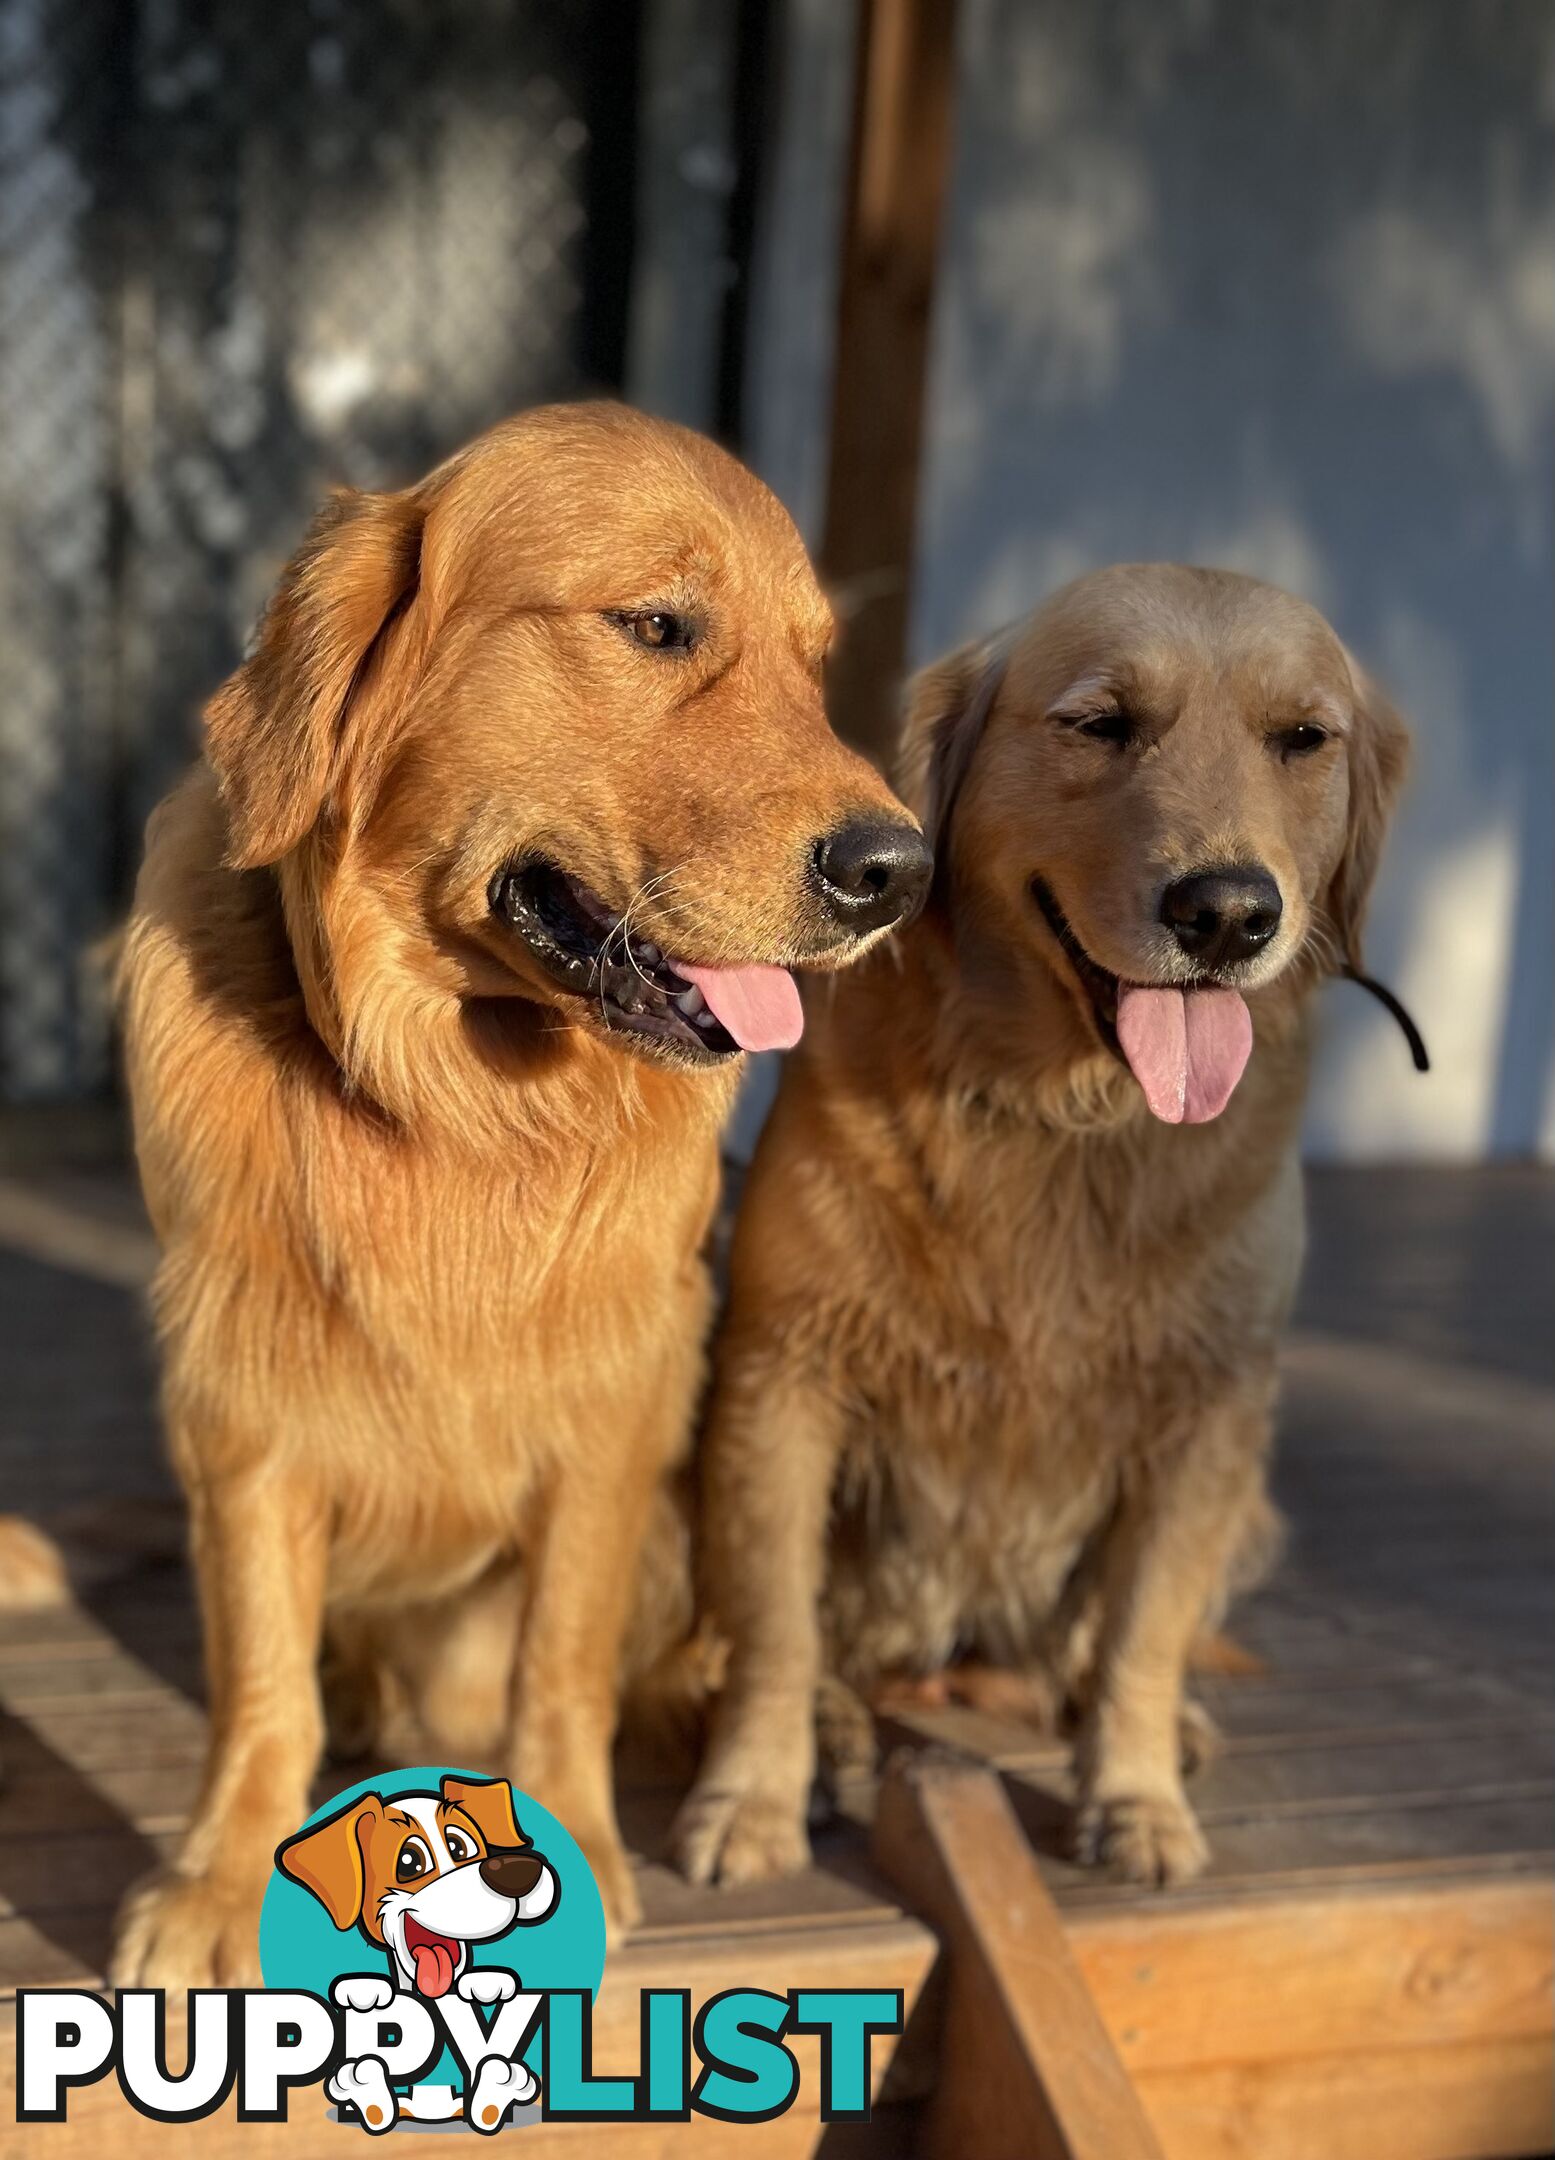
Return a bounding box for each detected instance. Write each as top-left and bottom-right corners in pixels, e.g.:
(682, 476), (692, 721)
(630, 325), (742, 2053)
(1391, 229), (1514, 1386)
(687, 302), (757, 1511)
(328, 2057), (399, 2134)
(466, 2056), (537, 2133)
(332, 1973), (396, 2014)
(457, 1966), (518, 2005)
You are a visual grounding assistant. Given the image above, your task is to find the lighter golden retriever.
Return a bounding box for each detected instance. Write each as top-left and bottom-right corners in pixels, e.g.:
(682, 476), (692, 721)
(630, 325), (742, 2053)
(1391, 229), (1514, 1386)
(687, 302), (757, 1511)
(111, 402), (929, 1983)
(675, 564), (1410, 1891)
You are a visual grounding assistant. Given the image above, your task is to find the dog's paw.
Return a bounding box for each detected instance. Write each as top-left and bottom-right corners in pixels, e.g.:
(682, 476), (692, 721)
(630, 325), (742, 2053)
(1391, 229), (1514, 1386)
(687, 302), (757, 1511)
(672, 1783), (812, 1890)
(328, 2057), (399, 2134)
(1072, 1792), (1209, 1886)
(457, 1966), (518, 2006)
(466, 2056), (537, 2133)
(332, 1973), (396, 2014)
(111, 1869), (264, 1989)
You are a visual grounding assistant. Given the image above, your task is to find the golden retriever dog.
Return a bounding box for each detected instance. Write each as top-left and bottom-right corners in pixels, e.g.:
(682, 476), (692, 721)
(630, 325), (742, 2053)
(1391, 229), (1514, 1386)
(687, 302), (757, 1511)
(112, 401), (930, 1984)
(675, 564), (1410, 1891)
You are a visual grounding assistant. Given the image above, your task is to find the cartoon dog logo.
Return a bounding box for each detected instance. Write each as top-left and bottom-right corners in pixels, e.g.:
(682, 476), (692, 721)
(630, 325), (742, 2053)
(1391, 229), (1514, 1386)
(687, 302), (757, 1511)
(276, 1774), (558, 2131)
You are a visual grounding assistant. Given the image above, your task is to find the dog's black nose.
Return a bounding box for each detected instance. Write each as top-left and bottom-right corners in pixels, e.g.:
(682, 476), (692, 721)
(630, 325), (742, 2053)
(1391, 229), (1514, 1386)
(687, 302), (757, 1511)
(480, 1849), (544, 1900)
(813, 818), (932, 934)
(1161, 866), (1283, 971)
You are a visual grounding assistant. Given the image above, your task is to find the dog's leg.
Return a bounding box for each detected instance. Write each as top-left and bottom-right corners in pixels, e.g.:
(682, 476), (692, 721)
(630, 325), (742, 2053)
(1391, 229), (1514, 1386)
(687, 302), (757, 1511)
(1072, 1389), (1269, 1888)
(671, 1355), (842, 1889)
(113, 1466), (328, 1986)
(505, 1444), (666, 1936)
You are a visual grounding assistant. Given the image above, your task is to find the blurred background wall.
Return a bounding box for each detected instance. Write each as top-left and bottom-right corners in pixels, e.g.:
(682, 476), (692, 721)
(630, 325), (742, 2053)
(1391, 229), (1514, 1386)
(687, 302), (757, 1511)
(913, 0), (1555, 1163)
(750, 0), (1555, 1164)
(1, 0), (1549, 1161)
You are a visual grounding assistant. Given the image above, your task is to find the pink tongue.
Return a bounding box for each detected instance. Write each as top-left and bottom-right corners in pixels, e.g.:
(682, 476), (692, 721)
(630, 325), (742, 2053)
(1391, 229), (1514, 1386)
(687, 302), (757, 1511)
(1116, 987), (1252, 1124)
(412, 1939), (456, 1998)
(678, 963), (804, 1053)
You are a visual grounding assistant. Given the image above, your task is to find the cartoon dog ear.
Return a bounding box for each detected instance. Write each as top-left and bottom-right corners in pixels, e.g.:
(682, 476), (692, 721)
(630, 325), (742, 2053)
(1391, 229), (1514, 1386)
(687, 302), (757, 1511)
(441, 1775), (529, 1850)
(205, 485), (425, 870)
(1325, 653), (1411, 974)
(275, 1794), (383, 1929)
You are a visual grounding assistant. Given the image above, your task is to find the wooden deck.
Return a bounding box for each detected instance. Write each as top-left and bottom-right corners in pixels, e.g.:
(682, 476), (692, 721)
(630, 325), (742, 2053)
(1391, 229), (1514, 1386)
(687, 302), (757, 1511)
(0, 1159), (1551, 2154)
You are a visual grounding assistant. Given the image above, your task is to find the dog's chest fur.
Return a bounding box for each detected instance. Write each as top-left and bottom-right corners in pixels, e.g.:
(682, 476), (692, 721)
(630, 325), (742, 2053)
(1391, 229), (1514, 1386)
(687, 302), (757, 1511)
(121, 779), (730, 1603)
(817, 1062), (1304, 1681)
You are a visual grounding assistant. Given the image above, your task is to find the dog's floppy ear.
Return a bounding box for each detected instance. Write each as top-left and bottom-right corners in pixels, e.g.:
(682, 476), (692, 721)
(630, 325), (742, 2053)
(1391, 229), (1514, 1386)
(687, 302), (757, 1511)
(441, 1774), (529, 1850)
(275, 1793), (383, 1929)
(205, 486), (424, 870)
(896, 639), (988, 854)
(1325, 654), (1411, 973)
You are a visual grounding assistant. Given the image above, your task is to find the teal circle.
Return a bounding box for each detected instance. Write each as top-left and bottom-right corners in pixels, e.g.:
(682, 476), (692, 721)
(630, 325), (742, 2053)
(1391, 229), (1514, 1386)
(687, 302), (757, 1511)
(259, 1766), (606, 2084)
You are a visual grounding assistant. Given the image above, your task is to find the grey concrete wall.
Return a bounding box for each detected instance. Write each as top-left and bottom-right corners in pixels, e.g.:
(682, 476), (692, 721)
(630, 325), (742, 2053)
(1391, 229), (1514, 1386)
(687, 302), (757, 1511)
(910, 0), (1554, 1160)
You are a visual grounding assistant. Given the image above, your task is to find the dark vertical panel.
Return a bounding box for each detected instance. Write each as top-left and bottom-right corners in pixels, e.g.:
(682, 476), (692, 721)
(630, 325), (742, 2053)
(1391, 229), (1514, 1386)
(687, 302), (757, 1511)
(715, 0), (776, 449)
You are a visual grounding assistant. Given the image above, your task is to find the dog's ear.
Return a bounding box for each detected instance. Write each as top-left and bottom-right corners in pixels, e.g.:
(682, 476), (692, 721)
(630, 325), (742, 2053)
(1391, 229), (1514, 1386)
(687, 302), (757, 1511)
(275, 1793), (383, 1929)
(441, 1775), (529, 1851)
(895, 640), (988, 854)
(1325, 654), (1411, 973)
(205, 486), (425, 870)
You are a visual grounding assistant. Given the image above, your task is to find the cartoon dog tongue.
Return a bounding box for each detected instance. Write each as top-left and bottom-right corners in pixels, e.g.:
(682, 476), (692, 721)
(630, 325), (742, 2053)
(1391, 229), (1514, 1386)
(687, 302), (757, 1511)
(1116, 986), (1253, 1124)
(678, 962), (804, 1052)
(410, 1933), (458, 1998)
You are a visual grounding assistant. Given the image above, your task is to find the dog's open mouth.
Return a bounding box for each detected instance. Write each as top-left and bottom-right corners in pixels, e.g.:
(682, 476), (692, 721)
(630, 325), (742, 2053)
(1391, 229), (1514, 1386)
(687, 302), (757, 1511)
(1032, 879), (1253, 1125)
(403, 1913), (463, 1998)
(491, 860), (804, 1063)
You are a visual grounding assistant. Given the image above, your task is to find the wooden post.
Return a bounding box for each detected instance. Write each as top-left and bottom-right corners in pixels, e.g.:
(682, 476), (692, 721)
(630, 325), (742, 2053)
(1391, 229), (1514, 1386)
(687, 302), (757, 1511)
(821, 0), (960, 767)
(873, 1750), (1167, 2160)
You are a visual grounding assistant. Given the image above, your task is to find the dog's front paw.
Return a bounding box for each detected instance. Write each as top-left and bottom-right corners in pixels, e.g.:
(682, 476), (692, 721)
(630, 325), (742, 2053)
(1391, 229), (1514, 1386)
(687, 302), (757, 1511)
(457, 1966), (518, 2005)
(1072, 1791), (1209, 1886)
(466, 2056), (537, 2133)
(328, 2057), (399, 2134)
(672, 1782), (812, 1889)
(333, 1973), (396, 2013)
(112, 1869), (265, 1988)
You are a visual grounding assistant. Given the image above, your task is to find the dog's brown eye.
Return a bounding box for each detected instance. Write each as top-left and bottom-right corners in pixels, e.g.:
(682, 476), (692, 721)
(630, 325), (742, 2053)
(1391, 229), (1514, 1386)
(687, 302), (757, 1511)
(613, 609), (698, 653)
(1073, 710), (1134, 746)
(1275, 722), (1329, 760)
(445, 1828), (476, 1864)
(396, 1837), (433, 1882)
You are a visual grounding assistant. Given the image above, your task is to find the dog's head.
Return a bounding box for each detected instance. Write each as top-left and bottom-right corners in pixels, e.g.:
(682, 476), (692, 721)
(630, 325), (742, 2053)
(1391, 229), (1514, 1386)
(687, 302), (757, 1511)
(276, 1774), (557, 1997)
(205, 403), (928, 1101)
(903, 564), (1409, 1123)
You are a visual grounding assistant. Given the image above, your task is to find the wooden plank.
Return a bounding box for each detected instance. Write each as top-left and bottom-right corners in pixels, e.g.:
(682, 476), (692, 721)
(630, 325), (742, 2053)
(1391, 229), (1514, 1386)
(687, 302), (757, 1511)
(1068, 1877), (1555, 2072)
(872, 1749), (1164, 2160)
(1192, 1731), (1555, 1818)
(879, 1676), (1554, 1775)
(4, 1701), (207, 1766)
(0, 1763), (206, 1837)
(0, 1830), (180, 1921)
(1136, 2036), (1555, 2160)
(0, 1815), (911, 1994)
(1022, 1789), (1555, 1907)
(820, 0), (960, 762)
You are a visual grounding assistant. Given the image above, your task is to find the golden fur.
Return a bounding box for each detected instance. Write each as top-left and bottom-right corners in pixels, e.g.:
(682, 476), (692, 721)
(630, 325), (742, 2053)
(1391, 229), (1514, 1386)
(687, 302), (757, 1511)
(676, 565), (1408, 1891)
(111, 401), (915, 1984)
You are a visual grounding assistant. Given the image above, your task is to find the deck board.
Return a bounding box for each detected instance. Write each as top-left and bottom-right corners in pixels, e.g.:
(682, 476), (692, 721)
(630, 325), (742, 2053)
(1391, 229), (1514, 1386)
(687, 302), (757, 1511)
(1, 1163), (1552, 2156)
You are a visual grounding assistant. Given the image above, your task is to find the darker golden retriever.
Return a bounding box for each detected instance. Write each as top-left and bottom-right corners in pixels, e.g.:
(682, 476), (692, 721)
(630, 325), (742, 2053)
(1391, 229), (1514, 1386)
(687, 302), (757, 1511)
(112, 401), (929, 1983)
(676, 564), (1409, 1891)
